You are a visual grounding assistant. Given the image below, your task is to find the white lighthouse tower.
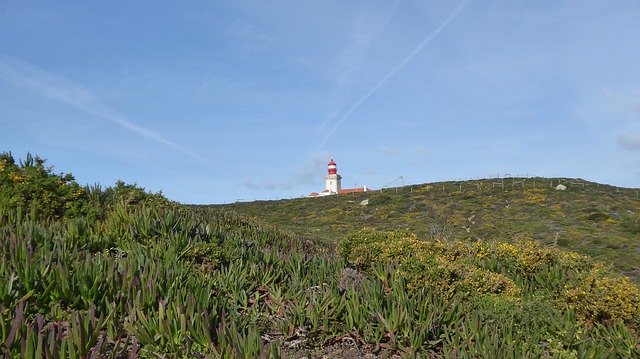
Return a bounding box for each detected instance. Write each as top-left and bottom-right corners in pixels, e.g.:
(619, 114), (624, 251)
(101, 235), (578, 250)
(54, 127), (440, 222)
(324, 159), (342, 194)
(307, 158), (371, 197)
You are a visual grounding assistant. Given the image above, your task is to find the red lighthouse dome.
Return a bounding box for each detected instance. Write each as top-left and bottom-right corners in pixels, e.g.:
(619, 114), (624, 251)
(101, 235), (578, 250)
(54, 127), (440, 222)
(327, 159), (337, 175)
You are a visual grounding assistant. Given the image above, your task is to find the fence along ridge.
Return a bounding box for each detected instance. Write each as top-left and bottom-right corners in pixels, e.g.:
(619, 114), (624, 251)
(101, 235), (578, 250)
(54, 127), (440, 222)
(379, 176), (638, 198)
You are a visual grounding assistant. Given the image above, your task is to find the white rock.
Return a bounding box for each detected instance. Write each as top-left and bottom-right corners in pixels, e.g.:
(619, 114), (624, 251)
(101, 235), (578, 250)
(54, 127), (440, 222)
(555, 184), (567, 190)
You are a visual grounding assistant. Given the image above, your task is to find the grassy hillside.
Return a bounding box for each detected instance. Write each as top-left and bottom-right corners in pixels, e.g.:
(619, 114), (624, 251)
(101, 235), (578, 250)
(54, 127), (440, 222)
(217, 177), (640, 282)
(2, 153), (640, 357)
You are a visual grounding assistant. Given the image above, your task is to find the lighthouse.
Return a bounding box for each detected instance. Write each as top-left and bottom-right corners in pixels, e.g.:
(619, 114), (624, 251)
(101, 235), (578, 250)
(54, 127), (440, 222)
(324, 159), (342, 193)
(307, 158), (371, 197)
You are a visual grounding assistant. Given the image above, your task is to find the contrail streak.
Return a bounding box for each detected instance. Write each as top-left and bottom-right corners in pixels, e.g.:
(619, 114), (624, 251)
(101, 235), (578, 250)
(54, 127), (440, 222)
(0, 54), (204, 161)
(316, 0), (470, 151)
(319, 0), (401, 131)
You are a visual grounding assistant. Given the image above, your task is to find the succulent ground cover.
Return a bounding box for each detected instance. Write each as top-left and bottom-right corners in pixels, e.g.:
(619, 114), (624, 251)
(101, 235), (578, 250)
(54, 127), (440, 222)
(1, 152), (639, 357)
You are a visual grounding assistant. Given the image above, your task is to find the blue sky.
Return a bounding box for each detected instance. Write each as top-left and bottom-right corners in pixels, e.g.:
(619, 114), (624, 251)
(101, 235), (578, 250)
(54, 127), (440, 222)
(1, 1), (639, 204)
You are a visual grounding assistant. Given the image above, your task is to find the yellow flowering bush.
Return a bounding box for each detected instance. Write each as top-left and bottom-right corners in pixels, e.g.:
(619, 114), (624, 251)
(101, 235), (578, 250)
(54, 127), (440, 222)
(450, 262), (521, 298)
(478, 239), (592, 277)
(339, 229), (521, 300)
(8, 171), (24, 183)
(497, 241), (556, 274)
(565, 264), (640, 330)
(397, 256), (521, 299)
(339, 229), (640, 333)
(550, 203), (566, 217)
(518, 189), (547, 205)
(337, 228), (417, 267)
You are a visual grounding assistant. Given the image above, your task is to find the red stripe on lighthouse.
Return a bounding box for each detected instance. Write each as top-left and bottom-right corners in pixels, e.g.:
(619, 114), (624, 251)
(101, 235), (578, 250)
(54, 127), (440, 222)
(328, 159), (337, 175)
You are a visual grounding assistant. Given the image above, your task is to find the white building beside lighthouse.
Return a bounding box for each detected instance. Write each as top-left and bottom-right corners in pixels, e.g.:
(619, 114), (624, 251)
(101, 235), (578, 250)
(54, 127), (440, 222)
(308, 159), (371, 197)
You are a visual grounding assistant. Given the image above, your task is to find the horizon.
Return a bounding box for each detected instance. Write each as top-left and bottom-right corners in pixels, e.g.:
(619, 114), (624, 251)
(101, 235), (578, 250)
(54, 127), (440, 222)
(2, 1), (640, 204)
(223, 174), (639, 205)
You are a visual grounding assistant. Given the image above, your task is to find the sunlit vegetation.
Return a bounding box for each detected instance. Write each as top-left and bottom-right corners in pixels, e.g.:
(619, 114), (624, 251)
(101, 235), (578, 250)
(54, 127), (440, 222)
(220, 177), (640, 282)
(2, 152), (639, 357)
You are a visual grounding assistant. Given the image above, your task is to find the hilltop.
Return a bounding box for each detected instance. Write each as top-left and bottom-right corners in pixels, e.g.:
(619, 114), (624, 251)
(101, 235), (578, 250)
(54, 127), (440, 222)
(215, 177), (640, 281)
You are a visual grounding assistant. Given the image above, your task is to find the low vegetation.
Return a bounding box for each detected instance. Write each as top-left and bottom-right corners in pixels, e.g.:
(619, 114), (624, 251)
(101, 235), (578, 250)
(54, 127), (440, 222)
(1, 152), (639, 357)
(220, 178), (640, 282)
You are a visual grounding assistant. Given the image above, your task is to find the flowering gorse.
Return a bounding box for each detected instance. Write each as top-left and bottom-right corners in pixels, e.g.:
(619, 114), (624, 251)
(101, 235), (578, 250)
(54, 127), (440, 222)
(339, 228), (640, 332)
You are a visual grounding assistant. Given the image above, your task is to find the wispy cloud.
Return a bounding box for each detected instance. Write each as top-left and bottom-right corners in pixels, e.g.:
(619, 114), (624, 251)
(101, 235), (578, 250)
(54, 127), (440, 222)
(600, 87), (640, 118)
(413, 146), (429, 156)
(0, 54), (204, 160)
(320, 0), (400, 130)
(237, 151), (330, 193)
(294, 151), (331, 185)
(379, 145), (429, 157)
(237, 177), (293, 191)
(316, 0), (470, 151)
(228, 20), (277, 52)
(379, 146), (402, 156)
(334, 0), (400, 88)
(618, 134), (640, 151)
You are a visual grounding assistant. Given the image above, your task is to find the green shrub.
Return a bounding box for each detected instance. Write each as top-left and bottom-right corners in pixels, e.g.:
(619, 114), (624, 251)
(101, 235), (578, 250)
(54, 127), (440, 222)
(621, 216), (640, 235)
(0, 152), (89, 219)
(581, 205), (610, 222)
(180, 242), (222, 269)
